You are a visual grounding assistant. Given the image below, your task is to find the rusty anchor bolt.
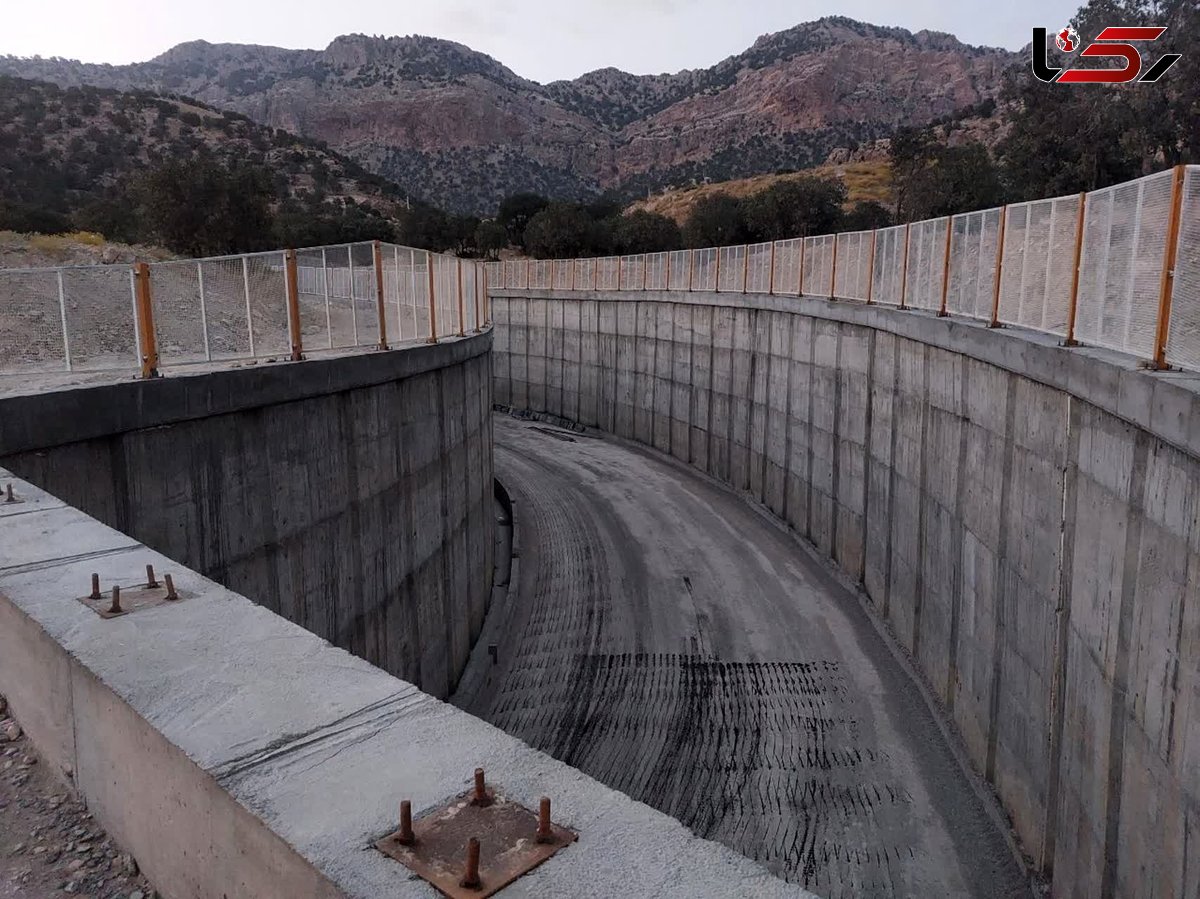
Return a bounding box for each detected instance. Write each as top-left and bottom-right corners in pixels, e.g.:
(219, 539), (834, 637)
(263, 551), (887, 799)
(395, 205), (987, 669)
(535, 797), (554, 844)
(4, 484), (15, 503)
(89, 573), (102, 601)
(471, 768), (491, 806)
(164, 574), (178, 601)
(109, 584), (122, 615)
(145, 564), (159, 588)
(459, 837), (481, 890)
(397, 799), (415, 846)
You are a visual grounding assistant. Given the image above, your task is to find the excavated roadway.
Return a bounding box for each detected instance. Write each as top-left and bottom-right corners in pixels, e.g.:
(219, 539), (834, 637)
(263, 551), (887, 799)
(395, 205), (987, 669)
(457, 415), (1029, 899)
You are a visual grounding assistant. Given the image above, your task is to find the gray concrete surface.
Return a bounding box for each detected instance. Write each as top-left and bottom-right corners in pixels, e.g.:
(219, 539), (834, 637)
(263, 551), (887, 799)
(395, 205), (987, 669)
(491, 288), (1200, 899)
(0, 336), (495, 699)
(456, 415), (1027, 898)
(0, 469), (818, 899)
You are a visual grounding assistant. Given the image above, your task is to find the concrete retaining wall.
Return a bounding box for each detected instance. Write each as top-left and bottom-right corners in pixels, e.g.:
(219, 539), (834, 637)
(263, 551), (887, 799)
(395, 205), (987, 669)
(492, 288), (1200, 899)
(0, 337), (494, 699)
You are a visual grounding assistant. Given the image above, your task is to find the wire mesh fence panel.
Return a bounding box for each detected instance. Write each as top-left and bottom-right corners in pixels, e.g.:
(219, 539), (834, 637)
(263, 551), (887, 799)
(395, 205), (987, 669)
(58, 265), (140, 372)
(871, 225), (907, 307)
(149, 260), (213, 366)
(552, 259), (572, 290)
(745, 243), (773, 293)
(996, 195), (1080, 337)
(529, 260), (551, 290)
(616, 255), (641, 290)
(693, 248), (718, 291)
(485, 261), (503, 291)
(772, 239), (803, 296)
(834, 231), (873, 301)
(802, 235), (834, 297)
(238, 251), (290, 359)
(1076, 168), (1175, 360)
(433, 254), (459, 338)
(0, 269), (68, 373)
(347, 243), (380, 348)
(597, 257), (620, 291)
(574, 258), (597, 290)
(946, 209), (1002, 321)
(409, 250), (433, 339)
(905, 218), (949, 312)
(294, 249), (335, 351)
(645, 252), (669, 290)
(666, 251), (691, 290)
(1167, 167), (1200, 370)
(717, 245), (746, 293)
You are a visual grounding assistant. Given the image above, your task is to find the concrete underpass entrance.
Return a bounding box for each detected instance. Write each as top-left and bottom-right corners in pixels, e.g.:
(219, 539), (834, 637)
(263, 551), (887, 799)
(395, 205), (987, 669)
(455, 414), (1028, 898)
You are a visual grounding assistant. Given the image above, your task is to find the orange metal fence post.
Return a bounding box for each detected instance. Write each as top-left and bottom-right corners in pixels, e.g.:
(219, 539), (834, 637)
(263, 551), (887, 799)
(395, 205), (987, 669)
(642, 256), (649, 290)
(741, 244), (750, 293)
(689, 249), (695, 291)
(715, 250), (722, 293)
(938, 219), (953, 317)
(798, 238), (805, 295)
(483, 264), (490, 326)
(989, 208), (1008, 327)
(550, 259), (556, 291)
(474, 262), (483, 333)
(372, 241), (390, 350)
(1153, 164), (1188, 369)
(899, 224), (912, 310)
(526, 257), (532, 290)
(1063, 193), (1088, 346)
(284, 249), (304, 361)
(866, 231), (878, 304)
(618, 256), (624, 290)
(829, 236), (838, 299)
(571, 259), (577, 291)
(666, 252), (673, 290)
(426, 253), (439, 343)
(456, 257), (466, 337)
(768, 241), (776, 295)
(133, 262), (160, 378)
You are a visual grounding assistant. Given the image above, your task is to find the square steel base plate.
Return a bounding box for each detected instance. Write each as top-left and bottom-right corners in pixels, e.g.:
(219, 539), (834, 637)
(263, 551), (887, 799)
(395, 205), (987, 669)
(77, 585), (185, 618)
(375, 789), (576, 898)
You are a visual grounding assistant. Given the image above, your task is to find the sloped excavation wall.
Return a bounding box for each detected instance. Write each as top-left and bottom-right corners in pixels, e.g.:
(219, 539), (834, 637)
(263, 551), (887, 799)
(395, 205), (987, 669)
(491, 288), (1200, 899)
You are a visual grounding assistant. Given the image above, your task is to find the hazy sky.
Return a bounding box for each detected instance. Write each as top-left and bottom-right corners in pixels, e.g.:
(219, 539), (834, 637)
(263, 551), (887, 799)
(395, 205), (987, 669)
(1, 0), (1082, 83)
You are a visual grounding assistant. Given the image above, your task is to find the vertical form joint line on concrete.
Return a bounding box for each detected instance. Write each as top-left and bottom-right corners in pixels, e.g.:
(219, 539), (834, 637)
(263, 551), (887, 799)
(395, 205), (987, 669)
(133, 262), (160, 378)
(1063, 194), (1088, 347)
(373, 240), (390, 350)
(1152, 164), (1187, 369)
(284, 248), (304, 361)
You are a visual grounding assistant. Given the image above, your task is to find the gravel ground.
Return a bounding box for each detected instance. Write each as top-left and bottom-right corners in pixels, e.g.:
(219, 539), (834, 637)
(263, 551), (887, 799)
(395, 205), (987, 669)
(0, 696), (158, 899)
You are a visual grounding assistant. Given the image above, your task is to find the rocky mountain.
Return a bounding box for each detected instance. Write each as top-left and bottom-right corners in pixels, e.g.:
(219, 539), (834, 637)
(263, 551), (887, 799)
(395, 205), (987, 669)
(0, 17), (1019, 214)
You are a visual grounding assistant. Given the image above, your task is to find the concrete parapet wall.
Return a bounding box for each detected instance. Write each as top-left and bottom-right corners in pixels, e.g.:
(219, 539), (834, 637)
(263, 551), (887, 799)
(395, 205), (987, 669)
(491, 288), (1200, 899)
(0, 337), (495, 699)
(0, 473), (813, 899)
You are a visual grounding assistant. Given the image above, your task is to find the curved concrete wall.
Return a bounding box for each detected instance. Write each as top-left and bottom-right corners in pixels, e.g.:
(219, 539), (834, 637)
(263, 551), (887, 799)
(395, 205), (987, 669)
(491, 288), (1200, 899)
(0, 336), (494, 699)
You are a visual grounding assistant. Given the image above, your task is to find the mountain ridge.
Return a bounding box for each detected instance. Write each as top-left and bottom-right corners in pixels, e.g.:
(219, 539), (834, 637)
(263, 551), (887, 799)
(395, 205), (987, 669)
(0, 17), (1019, 213)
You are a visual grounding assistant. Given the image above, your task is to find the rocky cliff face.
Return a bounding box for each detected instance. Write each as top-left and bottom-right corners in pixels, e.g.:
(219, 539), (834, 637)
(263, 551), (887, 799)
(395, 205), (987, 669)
(0, 17), (1017, 212)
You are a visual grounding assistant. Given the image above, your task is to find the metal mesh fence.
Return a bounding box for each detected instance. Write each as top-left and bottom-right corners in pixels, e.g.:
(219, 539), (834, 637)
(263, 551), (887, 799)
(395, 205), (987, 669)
(597, 257), (620, 290)
(905, 218), (949, 312)
(946, 209), (1002, 321)
(530, 260), (553, 290)
(871, 225), (907, 307)
(833, 230), (873, 301)
(996, 195), (1080, 336)
(772, 239), (803, 296)
(1166, 167), (1200, 370)
(0, 268), (71, 373)
(693, 248), (718, 292)
(717, 245), (746, 293)
(645, 252), (669, 290)
(745, 243), (773, 293)
(1075, 169), (1175, 359)
(802, 235), (835, 297)
(667, 250), (691, 290)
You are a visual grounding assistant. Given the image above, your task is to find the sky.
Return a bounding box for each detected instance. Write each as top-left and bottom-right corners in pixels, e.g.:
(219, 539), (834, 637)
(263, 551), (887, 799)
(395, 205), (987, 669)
(1, 0), (1084, 84)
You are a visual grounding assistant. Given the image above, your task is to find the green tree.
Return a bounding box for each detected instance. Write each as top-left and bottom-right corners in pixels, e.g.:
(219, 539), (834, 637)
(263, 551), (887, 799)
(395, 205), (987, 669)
(523, 203), (596, 258)
(134, 159), (274, 255)
(474, 220), (508, 260)
(682, 193), (748, 248)
(891, 131), (1005, 221)
(843, 200), (893, 231)
(611, 210), (682, 253)
(742, 177), (846, 240)
(497, 192), (549, 249)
